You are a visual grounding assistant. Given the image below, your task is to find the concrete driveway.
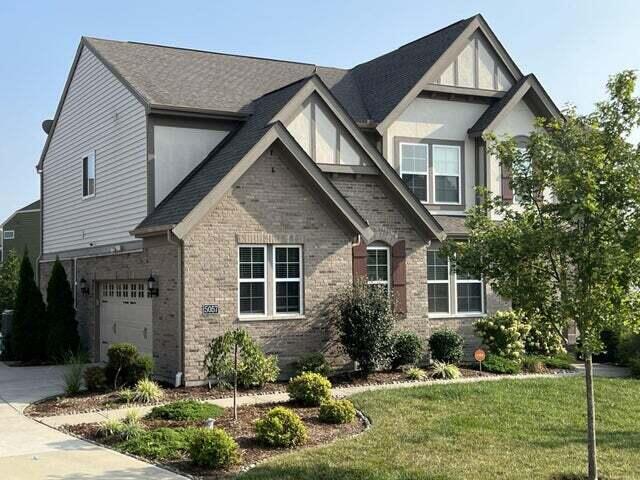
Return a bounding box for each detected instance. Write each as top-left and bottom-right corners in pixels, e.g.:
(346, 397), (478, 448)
(0, 362), (186, 480)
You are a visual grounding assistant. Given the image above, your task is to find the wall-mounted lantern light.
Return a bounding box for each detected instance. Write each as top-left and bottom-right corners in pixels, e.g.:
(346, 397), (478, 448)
(147, 274), (159, 297)
(79, 277), (90, 296)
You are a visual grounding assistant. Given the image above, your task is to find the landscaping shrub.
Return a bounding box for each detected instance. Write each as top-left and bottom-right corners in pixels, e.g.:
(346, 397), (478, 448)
(188, 428), (240, 468)
(105, 343), (153, 389)
(147, 400), (224, 422)
(390, 331), (423, 369)
(544, 353), (575, 370)
(62, 351), (86, 395)
(45, 259), (79, 361)
(84, 366), (107, 392)
(333, 279), (395, 375)
(428, 328), (464, 364)
(254, 406), (308, 447)
(118, 427), (197, 460)
(118, 388), (135, 403)
(521, 355), (546, 373)
(237, 352), (279, 388)
(293, 352), (332, 377)
(482, 354), (522, 374)
(618, 332), (640, 365)
(132, 378), (163, 403)
(287, 372), (332, 406)
(593, 328), (621, 363)
(524, 317), (566, 357)
(98, 411), (144, 441)
(319, 399), (356, 424)
(97, 418), (126, 439)
(431, 360), (461, 379)
(475, 311), (530, 360)
(405, 366), (427, 380)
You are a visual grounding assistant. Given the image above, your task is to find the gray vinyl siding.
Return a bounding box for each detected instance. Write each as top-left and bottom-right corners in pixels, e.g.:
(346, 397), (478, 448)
(42, 47), (147, 254)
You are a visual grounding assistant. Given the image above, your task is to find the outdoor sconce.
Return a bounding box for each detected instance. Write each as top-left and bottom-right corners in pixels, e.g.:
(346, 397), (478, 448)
(147, 274), (159, 297)
(79, 277), (90, 296)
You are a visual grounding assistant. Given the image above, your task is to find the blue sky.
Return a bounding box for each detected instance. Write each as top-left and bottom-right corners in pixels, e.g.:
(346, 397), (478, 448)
(0, 0), (638, 223)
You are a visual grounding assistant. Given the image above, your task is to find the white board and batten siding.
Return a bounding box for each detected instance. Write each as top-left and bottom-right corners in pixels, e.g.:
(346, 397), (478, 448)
(42, 46), (147, 254)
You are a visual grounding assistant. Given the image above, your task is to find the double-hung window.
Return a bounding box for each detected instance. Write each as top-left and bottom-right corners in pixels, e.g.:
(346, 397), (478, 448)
(427, 250), (450, 313)
(367, 245), (390, 294)
(432, 145), (461, 204)
(3, 230), (15, 240)
(238, 246), (266, 316)
(399, 143), (428, 202)
(82, 151), (96, 198)
(274, 246), (302, 314)
(455, 270), (483, 313)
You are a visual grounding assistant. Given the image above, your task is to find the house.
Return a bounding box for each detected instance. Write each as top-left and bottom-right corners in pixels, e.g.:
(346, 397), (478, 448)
(2, 200), (41, 268)
(37, 14), (561, 385)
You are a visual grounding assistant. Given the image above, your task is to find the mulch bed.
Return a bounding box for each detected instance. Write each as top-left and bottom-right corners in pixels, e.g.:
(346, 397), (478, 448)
(64, 402), (366, 479)
(25, 368), (493, 418)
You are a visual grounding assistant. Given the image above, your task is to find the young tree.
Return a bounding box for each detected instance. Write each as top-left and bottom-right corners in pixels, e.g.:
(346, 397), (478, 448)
(0, 250), (20, 313)
(444, 71), (640, 480)
(11, 250), (46, 362)
(45, 259), (79, 361)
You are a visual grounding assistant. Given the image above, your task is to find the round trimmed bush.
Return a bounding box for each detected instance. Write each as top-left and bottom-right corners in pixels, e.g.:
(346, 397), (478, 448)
(189, 428), (240, 468)
(84, 366), (107, 392)
(147, 400), (224, 421)
(254, 406), (308, 447)
(390, 331), (423, 369)
(319, 399), (356, 424)
(428, 328), (464, 364)
(105, 343), (154, 388)
(287, 372), (332, 406)
(482, 354), (522, 374)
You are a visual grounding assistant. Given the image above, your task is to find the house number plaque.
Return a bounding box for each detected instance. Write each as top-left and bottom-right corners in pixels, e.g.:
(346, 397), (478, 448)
(202, 304), (220, 315)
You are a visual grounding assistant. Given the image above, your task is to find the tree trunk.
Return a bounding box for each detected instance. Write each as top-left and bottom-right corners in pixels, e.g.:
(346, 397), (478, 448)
(233, 343), (238, 422)
(585, 353), (598, 480)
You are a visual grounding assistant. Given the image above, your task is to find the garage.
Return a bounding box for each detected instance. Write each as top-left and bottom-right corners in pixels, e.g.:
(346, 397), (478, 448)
(99, 280), (152, 362)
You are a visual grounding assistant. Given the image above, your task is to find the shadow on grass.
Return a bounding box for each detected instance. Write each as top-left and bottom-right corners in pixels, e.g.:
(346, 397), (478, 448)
(242, 464), (455, 480)
(532, 427), (640, 450)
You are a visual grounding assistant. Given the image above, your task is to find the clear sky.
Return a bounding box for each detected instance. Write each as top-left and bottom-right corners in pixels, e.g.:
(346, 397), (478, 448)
(1, 0), (638, 223)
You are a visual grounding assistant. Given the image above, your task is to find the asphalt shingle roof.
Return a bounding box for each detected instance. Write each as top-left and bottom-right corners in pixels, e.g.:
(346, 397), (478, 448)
(19, 200), (41, 211)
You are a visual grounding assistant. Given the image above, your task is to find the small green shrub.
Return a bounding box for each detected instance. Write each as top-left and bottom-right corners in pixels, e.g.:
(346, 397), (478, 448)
(619, 332), (640, 365)
(63, 352), (86, 395)
(431, 360), (461, 379)
(287, 372), (332, 406)
(238, 353), (279, 388)
(428, 328), (464, 365)
(319, 399), (356, 424)
(188, 428), (240, 468)
(482, 354), (522, 374)
(133, 378), (163, 403)
(255, 406), (308, 447)
(97, 412), (144, 441)
(521, 355), (546, 373)
(118, 388), (135, 403)
(117, 427), (197, 460)
(629, 357), (640, 379)
(123, 410), (142, 426)
(475, 311), (530, 360)
(105, 343), (153, 389)
(147, 400), (224, 421)
(84, 366), (107, 392)
(404, 366), (427, 380)
(97, 418), (126, 438)
(544, 352), (575, 370)
(390, 331), (423, 369)
(293, 353), (332, 377)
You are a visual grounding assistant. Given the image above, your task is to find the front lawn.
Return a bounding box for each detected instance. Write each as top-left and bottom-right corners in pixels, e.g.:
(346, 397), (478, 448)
(241, 377), (640, 480)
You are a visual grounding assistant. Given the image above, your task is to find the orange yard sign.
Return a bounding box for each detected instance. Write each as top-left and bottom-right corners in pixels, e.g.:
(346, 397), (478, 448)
(474, 348), (486, 363)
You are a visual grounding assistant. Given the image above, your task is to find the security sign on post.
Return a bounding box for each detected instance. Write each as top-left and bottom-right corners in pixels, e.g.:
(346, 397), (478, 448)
(474, 348), (486, 372)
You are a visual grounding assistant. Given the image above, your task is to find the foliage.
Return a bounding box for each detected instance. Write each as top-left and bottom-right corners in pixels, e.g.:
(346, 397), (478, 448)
(287, 372), (332, 406)
(592, 329), (621, 363)
(618, 332), (640, 365)
(430, 361), (461, 380)
(204, 329), (279, 388)
(62, 351), (86, 395)
(390, 331), (423, 369)
(45, 259), (79, 361)
(118, 388), (135, 403)
(481, 354), (522, 375)
(428, 328), (464, 364)
(254, 406), (308, 448)
(404, 366), (427, 381)
(10, 251), (46, 362)
(319, 399), (356, 424)
(98, 411), (144, 441)
(97, 418), (127, 439)
(293, 352), (332, 377)
(188, 428), (240, 468)
(521, 355), (546, 373)
(544, 352), (576, 370)
(524, 315), (566, 356)
(147, 400), (224, 422)
(105, 343), (153, 389)
(117, 427), (198, 460)
(475, 311), (529, 360)
(332, 279), (395, 375)
(83, 366), (107, 392)
(629, 358), (640, 379)
(0, 249), (19, 314)
(132, 378), (163, 403)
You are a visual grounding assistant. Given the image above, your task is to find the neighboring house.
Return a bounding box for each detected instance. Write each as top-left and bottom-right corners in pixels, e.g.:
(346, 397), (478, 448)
(37, 14), (561, 385)
(2, 200), (41, 267)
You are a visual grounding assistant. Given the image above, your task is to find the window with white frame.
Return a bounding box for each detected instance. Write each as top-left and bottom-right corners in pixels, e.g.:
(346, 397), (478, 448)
(400, 143), (428, 202)
(367, 245), (390, 294)
(82, 151), (96, 198)
(455, 269), (483, 313)
(238, 246), (266, 316)
(432, 145), (461, 204)
(3, 230), (15, 240)
(427, 250), (450, 313)
(274, 246), (302, 314)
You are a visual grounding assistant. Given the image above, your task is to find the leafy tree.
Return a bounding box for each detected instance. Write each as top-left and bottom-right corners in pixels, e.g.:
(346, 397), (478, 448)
(443, 71), (640, 480)
(0, 249), (20, 314)
(11, 250), (46, 362)
(45, 259), (79, 361)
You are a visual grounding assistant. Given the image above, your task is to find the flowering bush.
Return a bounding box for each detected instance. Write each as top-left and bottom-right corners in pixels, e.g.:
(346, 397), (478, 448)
(475, 310), (530, 360)
(524, 316), (566, 356)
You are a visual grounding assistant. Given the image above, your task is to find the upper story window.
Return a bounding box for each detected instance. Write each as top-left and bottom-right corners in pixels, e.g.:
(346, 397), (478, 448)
(432, 145), (461, 204)
(82, 151), (96, 198)
(3, 230), (15, 240)
(367, 245), (390, 295)
(501, 136), (530, 204)
(400, 143), (428, 202)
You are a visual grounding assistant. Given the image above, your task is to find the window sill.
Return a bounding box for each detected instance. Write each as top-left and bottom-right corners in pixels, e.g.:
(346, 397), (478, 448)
(237, 314), (306, 322)
(429, 312), (487, 319)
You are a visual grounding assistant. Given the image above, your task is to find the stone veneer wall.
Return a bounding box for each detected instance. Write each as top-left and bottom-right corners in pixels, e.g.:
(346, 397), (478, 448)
(39, 236), (180, 382)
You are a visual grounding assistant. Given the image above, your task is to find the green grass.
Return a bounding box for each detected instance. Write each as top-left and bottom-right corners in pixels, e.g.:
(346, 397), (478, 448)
(241, 378), (640, 480)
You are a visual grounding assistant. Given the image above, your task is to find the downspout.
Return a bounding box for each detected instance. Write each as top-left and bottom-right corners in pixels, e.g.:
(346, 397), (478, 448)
(166, 230), (184, 387)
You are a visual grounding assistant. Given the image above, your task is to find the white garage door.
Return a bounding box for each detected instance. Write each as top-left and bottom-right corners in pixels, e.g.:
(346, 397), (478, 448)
(100, 281), (152, 362)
